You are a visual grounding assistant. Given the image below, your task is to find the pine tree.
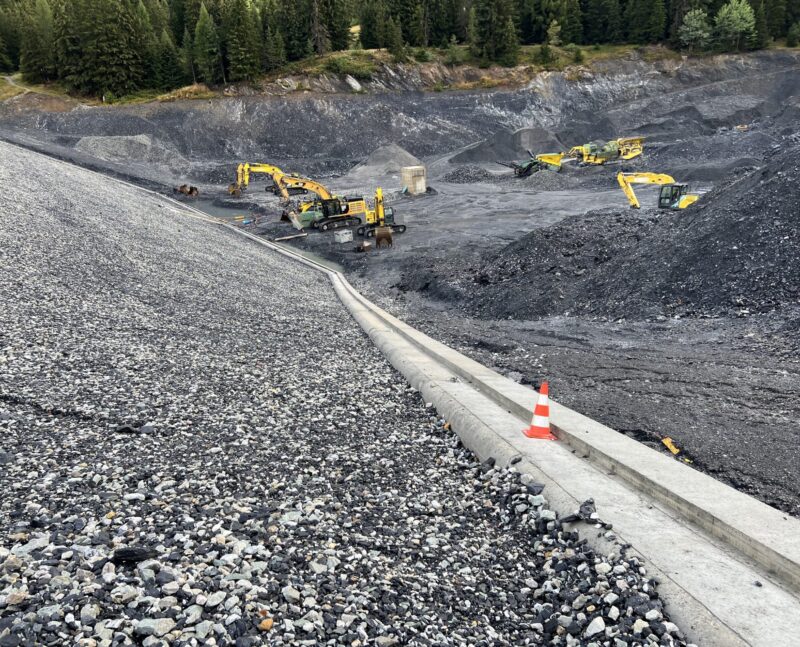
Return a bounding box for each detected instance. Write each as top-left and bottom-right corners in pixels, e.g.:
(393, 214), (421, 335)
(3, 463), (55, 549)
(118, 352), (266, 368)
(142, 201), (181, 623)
(678, 7), (712, 49)
(0, 4), (24, 70)
(360, 0), (388, 48)
(429, 0), (456, 45)
(133, 0), (159, 88)
(626, 0), (665, 42)
(765, 0), (786, 36)
(498, 15), (519, 63)
(263, 23), (287, 69)
(563, 0), (584, 43)
(584, 0), (622, 42)
(20, 0), (56, 83)
(325, 0), (352, 50)
(310, 0), (331, 53)
(194, 2), (224, 83)
(0, 34), (13, 72)
(157, 28), (186, 88)
(715, 0), (756, 49)
(181, 26), (197, 81)
(750, 0), (769, 45)
(787, 20), (800, 43)
(283, 0), (312, 59)
(170, 0), (187, 43)
(787, 0), (800, 32)
(409, 2), (427, 45)
(224, 0), (261, 81)
(385, 14), (406, 58)
(474, 0), (518, 61)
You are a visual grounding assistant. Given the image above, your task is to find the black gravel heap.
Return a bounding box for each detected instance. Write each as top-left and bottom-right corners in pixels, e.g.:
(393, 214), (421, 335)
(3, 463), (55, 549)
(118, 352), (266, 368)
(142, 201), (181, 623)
(0, 143), (690, 646)
(410, 141), (800, 321)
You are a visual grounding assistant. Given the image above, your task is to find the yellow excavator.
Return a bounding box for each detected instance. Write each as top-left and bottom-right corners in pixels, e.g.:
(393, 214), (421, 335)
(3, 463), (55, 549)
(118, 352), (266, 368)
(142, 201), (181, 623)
(567, 137), (644, 165)
(229, 163), (280, 196)
(617, 172), (700, 210)
(356, 188), (407, 237)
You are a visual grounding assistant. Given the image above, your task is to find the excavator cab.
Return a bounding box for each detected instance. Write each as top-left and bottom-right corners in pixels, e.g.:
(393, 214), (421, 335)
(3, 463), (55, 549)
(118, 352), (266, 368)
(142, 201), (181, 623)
(658, 184), (698, 210)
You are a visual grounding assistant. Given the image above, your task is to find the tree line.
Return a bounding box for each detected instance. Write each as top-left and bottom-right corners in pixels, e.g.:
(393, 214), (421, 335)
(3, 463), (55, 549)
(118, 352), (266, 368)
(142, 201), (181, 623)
(1, 0), (798, 97)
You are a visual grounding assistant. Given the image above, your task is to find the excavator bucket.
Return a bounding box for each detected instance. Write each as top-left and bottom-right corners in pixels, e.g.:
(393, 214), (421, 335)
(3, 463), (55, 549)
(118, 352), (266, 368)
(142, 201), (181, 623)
(228, 183), (242, 197)
(375, 226), (393, 248)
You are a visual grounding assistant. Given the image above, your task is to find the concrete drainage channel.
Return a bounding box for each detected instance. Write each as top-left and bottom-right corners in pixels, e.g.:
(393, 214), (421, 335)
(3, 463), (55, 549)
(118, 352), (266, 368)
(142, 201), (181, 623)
(17, 144), (800, 646)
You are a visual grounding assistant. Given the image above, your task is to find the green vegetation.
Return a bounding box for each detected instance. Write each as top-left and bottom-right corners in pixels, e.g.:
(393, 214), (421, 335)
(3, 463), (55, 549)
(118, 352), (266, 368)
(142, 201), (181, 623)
(0, 0), (797, 101)
(0, 76), (25, 100)
(323, 52), (376, 79)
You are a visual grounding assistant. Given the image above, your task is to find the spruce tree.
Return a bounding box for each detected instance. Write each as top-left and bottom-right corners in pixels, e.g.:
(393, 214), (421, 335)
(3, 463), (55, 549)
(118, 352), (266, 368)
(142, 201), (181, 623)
(263, 23), (287, 69)
(715, 0), (756, 49)
(283, 0), (312, 60)
(563, 0), (584, 43)
(310, 0), (331, 53)
(157, 28), (186, 88)
(765, 0), (786, 36)
(0, 34), (12, 73)
(409, 2), (427, 45)
(325, 0), (353, 51)
(224, 0), (261, 81)
(181, 26), (197, 81)
(498, 15), (519, 64)
(474, 0), (518, 61)
(133, 0), (159, 88)
(170, 0), (187, 43)
(678, 7), (711, 49)
(385, 14), (406, 59)
(751, 0), (769, 45)
(0, 4), (24, 70)
(787, 0), (800, 33)
(20, 0), (56, 83)
(360, 0), (388, 48)
(194, 2), (224, 83)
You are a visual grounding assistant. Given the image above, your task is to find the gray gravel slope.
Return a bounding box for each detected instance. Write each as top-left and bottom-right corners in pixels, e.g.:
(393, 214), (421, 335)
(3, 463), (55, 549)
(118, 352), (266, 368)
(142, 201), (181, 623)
(0, 143), (689, 646)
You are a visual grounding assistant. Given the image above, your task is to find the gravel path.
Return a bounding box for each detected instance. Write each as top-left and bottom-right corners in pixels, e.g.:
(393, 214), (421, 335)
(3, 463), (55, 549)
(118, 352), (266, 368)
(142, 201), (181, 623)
(0, 143), (690, 646)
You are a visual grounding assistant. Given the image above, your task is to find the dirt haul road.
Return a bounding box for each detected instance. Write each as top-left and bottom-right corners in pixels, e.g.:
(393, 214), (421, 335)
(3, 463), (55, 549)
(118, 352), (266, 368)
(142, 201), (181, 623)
(0, 49), (798, 518)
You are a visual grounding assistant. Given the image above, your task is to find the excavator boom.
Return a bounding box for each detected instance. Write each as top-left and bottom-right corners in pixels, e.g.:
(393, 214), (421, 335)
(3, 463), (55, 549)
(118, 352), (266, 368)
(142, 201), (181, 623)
(617, 172), (676, 209)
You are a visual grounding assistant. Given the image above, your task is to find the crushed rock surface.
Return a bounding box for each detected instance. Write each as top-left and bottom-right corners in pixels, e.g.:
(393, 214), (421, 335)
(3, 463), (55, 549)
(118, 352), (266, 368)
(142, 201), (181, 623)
(0, 142), (691, 646)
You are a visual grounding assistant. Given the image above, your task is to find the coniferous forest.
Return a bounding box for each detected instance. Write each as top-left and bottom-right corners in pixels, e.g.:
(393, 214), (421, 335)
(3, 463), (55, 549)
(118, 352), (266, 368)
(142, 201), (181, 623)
(0, 0), (797, 97)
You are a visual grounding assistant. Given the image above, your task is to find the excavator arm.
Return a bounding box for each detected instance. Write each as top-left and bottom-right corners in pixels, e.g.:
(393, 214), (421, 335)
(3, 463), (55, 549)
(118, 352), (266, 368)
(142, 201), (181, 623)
(229, 162), (287, 196)
(617, 172), (677, 209)
(279, 176), (334, 201)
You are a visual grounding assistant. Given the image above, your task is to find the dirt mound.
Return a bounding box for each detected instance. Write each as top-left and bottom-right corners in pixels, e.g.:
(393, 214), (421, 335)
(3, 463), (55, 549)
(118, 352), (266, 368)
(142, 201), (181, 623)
(450, 127), (563, 164)
(412, 142), (800, 320)
(343, 143), (423, 182)
(75, 134), (187, 166)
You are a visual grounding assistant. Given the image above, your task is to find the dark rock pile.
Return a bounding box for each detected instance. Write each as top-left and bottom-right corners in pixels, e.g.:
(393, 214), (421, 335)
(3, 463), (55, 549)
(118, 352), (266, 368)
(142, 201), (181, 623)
(412, 142), (800, 321)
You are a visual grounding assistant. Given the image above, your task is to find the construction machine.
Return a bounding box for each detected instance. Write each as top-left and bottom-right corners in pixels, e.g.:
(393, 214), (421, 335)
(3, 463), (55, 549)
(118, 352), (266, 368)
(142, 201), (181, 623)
(355, 188), (407, 237)
(498, 151), (565, 177)
(567, 137), (644, 165)
(229, 163), (299, 197)
(617, 172), (700, 210)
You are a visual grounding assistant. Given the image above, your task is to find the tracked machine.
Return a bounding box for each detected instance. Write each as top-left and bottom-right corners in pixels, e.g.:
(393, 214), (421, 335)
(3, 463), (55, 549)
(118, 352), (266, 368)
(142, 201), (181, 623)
(356, 188), (407, 237)
(567, 137), (644, 165)
(617, 172), (700, 210)
(497, 151), (564, 177)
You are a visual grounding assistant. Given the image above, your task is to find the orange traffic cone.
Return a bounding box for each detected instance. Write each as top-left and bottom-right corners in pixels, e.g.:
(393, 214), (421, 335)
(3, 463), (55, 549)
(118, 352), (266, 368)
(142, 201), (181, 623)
(524, 382), (556, 439)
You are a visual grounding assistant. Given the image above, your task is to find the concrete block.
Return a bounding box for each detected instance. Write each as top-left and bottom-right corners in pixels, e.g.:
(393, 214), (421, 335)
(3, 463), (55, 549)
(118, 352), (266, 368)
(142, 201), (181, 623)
(401, 165), (427, 195)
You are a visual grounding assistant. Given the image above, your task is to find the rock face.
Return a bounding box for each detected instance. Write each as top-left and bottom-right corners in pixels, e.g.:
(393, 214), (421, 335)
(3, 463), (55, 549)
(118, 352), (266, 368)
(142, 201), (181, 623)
(0, 142), (688, 644)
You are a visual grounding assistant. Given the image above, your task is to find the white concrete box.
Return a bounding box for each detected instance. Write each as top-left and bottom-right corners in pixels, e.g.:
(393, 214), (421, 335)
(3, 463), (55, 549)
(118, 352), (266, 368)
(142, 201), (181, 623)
(401, 165), (427, 195)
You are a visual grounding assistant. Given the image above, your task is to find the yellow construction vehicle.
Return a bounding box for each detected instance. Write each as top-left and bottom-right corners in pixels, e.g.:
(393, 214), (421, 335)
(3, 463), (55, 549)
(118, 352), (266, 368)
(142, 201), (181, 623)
(355, 188), (407, 237)
(228, 163), (301, 197)
(617, 172), (700, 210)
(567, 137), (644, 165)
(498, 152), (565, 176)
